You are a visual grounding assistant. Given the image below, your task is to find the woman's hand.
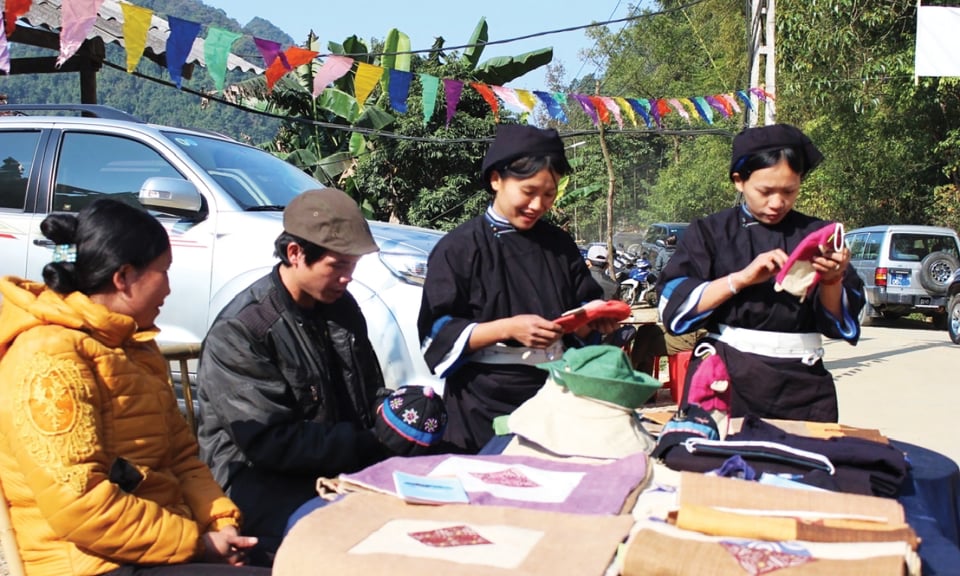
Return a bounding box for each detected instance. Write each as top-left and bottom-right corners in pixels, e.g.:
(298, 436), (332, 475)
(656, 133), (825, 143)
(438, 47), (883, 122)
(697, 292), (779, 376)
(732, 248), (789, 290)
(505, 314), (563, 348)
(813, 243), (851, 285)
(201, 525), (258, 566)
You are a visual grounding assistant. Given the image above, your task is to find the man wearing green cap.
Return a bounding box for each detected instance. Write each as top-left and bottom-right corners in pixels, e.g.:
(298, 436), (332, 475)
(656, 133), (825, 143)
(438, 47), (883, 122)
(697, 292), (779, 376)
(196, 188), (390, 566)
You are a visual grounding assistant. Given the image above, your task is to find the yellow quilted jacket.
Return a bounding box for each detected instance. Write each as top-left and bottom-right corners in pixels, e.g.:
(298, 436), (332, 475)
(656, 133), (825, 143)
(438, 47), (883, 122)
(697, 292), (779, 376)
(0, 277), (242, 576)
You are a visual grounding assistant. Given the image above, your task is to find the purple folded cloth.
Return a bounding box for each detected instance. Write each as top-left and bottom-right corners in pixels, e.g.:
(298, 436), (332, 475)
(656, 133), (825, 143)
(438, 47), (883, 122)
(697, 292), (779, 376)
(340, 451), (649, 515)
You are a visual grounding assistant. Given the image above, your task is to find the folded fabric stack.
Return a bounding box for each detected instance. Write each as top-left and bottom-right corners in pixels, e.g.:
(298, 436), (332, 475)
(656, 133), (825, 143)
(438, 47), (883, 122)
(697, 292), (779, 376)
(654, 414), (908, 497)
(622, 472), (920, 576)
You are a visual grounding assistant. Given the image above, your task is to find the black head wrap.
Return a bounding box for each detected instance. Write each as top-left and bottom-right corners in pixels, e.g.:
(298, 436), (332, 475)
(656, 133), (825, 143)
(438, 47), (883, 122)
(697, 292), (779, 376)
(729, 123), (824, 180)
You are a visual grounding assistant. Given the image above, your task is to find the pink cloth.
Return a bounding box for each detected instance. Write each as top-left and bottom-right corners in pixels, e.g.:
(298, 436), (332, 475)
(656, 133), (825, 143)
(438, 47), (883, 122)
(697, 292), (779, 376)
(774, 222), (843, 301)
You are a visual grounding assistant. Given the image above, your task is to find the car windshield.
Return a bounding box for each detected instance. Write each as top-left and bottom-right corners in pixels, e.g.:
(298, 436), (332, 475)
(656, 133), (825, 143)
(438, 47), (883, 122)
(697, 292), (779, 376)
(888, 233), (959, 262)
(163, 131), (322, 209)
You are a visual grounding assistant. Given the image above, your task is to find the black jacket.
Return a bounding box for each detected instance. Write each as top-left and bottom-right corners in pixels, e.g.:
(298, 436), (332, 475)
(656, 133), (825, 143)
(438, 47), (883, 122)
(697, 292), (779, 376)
(196, 266), (387, 563)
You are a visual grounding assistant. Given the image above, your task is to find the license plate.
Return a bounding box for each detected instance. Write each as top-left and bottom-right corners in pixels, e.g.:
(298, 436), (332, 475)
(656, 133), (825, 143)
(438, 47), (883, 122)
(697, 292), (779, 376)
(889, 271), (911, 287)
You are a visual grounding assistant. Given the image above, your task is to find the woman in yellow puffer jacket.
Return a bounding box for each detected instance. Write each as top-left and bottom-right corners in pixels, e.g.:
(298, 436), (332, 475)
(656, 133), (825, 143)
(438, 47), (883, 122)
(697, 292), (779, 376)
(0, 199), (269, 576)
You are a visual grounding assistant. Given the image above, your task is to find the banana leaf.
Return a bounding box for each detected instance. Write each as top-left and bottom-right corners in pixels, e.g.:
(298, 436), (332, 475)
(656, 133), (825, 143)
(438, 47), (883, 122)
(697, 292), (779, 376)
(474, 47), (554, 86)
(461, 18), (488, 70)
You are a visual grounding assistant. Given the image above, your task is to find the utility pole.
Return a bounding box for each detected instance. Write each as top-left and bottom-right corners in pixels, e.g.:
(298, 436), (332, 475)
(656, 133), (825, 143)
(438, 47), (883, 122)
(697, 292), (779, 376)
(748, 0), (776, 126)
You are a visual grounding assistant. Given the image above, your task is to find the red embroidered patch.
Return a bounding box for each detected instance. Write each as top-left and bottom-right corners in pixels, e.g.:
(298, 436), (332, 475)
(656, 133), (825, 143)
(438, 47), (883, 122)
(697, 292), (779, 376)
(720, 542), (813, 575)
(469, 468), (540, 488)
(408, 525), (492, 547)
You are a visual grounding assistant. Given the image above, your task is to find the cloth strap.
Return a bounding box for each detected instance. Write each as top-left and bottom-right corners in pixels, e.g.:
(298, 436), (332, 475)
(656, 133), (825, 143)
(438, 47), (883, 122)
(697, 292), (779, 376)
(468, 342), (565, 367)
(710, 324), (824, 366)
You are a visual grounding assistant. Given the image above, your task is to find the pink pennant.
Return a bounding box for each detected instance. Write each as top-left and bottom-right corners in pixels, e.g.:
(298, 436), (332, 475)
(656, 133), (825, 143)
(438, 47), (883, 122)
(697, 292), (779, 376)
(668, 98), (690, 123)
(58, 0), (106, 67)
(720, 93), (742, 114)
(599, 96), (624, 128)
(490, 85), (529, 112)
(443, 79), (464, 126)
(0, 25), (9, 74)
(312, 55), (354, 98)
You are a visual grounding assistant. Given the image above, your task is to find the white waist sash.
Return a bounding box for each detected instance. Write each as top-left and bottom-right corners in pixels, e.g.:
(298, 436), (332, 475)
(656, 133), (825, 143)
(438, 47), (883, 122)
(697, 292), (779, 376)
(711, 324), (824, 366)
(468, 342), (565, 367)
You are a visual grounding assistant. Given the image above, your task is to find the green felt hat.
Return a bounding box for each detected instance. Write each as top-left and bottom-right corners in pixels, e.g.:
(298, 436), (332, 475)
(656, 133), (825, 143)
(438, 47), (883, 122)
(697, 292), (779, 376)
(537, 345), (662, 409)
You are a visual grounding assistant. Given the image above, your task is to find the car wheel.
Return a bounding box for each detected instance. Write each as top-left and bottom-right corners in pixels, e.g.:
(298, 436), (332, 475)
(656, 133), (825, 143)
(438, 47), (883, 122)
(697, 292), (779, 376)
(949, 296), (960, 344)
(919, 251), (959, 295)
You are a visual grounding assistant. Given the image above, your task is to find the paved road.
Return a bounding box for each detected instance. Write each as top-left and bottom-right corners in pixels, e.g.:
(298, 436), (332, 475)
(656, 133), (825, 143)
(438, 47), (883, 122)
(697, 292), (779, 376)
(827, 318), (960, 466)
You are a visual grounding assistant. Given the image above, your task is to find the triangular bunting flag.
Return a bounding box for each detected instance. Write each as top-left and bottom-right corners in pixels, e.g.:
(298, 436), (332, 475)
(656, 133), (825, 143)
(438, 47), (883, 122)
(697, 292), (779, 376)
(667, 98), (690, 123)
(254, 37), (288, 69)
(419, 73), (440, 125)
(58, 0), (106, 68)
(120, 2), (151, 73)
(266, 46), (318, 91)
(388, 69), (413, 113)
(588, 96), (610, 125)
(691, 96), (714, 124)
(736, 90), (754, 111)
(313, 55), (353, 98)
(534, 91), (567, 123)
(491, 85), (528, 112)
(571, 94), (599, 126)
(4, 0), (32, 37)
(614, 97), (636, 127)
(720, 93), (741, 114)
(354, 62), (383, 107)
(471, 82), (499, 118)
(0, 25), (9, 74)
(626, 98), (652, 127)
(204, 27), (241, 92)
(165, 16), (201, 89)
(443, 78), (464, 126)
(515, 89), (538, 113)
(705, 94), (730, 117)
(599, 96), (623, 128)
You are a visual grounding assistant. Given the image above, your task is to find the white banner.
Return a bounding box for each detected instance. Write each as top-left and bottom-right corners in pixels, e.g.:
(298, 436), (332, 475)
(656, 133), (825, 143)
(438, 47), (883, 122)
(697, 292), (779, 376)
(915, 5), (960, 77)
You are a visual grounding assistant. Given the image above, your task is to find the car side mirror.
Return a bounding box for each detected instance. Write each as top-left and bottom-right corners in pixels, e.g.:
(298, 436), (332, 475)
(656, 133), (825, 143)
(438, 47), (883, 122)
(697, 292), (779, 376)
(655, 239), (666, 248)
(139, 177), (202, 218)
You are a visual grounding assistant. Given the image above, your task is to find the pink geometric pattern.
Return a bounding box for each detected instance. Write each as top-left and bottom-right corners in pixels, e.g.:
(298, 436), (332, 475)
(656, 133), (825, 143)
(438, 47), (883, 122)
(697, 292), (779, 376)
(408, 525), (492, 547)
(469, 467), (541, 488)
(720, 542), (814, 575)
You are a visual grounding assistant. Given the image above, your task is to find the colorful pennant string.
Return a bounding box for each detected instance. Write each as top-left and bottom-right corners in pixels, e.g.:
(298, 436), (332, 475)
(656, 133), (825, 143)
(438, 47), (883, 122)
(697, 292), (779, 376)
(58, 0), (105, 67)
(4, 0), (32, 37)
(204, 27), (242, 92)
(471, 83), (499, 119)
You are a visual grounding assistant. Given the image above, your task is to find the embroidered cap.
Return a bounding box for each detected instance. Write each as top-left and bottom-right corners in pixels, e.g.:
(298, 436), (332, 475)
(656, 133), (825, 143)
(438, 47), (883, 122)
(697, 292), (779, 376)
(283, 188), (379, 256)
(480, 124), (570, 192)
(729, 123), (824, 180)
(375, 385), (448, 456)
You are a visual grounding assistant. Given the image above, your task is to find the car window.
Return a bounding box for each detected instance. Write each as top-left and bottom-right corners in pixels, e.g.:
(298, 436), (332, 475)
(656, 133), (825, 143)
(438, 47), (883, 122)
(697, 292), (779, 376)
(846, 233), (865, 259)
(0, 130), (41, 210)
(644, 226), (663, 244)
(886, 233), (956, 262)
(862, 232), (881, 261)
(53, 132), (182, 212)
(164, 131), (320, 209)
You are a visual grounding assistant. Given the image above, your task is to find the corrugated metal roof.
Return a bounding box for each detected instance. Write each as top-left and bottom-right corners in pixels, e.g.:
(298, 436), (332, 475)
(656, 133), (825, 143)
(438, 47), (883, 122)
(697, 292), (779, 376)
(17, 0), (263, 74)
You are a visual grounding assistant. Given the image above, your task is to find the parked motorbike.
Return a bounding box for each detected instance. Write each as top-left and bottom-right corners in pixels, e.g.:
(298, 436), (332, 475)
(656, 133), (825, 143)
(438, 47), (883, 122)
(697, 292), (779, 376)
(617, 254), (660, 307)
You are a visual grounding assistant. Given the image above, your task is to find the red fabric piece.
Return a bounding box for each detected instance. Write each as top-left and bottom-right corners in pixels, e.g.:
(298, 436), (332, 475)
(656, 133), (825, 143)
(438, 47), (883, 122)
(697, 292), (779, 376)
(687, 352), (730, 411)
(554, 300), (631, 333)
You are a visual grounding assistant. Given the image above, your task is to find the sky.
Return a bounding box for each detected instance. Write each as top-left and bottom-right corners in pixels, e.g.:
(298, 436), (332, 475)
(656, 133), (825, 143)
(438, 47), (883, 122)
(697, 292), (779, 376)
(199, 0), (637, 91)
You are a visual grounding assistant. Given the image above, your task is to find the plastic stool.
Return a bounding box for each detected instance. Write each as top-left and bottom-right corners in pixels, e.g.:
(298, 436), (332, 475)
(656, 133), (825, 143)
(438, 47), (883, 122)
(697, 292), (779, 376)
(664, 350), (693, 404)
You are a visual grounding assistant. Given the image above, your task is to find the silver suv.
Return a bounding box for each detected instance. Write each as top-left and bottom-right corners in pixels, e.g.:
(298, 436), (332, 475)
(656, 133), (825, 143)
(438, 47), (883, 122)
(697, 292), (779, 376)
(845, 224), (960, 327)
(0, 104), (442, 389)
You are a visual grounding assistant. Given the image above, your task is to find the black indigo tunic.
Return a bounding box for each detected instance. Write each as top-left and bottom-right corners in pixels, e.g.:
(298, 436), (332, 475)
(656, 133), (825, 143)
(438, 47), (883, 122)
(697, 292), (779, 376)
(657, 206), (865, 422)
(418, 210), (602, 452)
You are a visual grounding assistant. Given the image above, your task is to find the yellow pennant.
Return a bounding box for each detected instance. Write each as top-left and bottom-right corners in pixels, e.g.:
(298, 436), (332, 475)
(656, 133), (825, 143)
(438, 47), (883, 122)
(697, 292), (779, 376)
(354, 62), (384, 108)
(121, 3), (153, 73)
(614, 97), (637, 127)
(515, 89), (537, 113)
